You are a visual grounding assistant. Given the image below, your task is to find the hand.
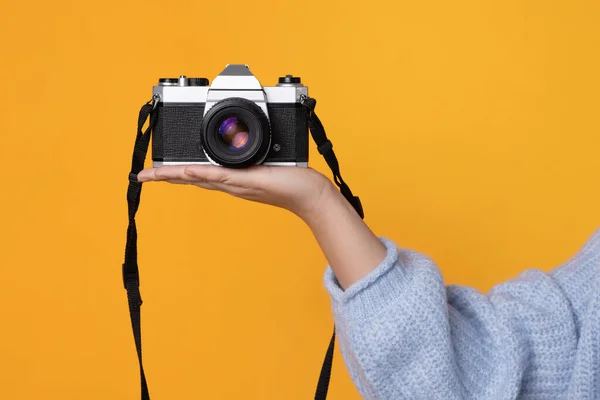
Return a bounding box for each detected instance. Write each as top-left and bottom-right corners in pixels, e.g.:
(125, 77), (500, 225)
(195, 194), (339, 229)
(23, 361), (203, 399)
(137, 163), (387, 289)
(136, 164), (335, 221)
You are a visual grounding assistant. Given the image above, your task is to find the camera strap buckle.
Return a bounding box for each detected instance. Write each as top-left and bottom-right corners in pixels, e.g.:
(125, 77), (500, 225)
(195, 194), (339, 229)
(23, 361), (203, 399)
(317, 140), (333, 156)
(122, 263), (140, 288)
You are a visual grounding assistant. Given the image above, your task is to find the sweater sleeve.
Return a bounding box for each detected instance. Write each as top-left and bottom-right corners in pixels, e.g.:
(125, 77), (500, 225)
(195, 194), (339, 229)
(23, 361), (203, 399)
(324, 238), (467, 399)
(548, 229), (600, 329)
(323, 234), (595, 400)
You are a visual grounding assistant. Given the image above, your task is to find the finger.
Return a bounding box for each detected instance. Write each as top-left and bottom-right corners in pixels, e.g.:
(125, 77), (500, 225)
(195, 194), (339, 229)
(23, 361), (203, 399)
(138, 166), (207, 183)
(190, 181), (220, 191)
(183, 165), (270, 188)
(137, 168), (160, 182)
(164, 175), (263, 200)
(165, 179), (195, 185)
(165, 179), (227, 193)
(139, 165), (265, 198)
(186, 180), (257, 199)
(205, 181), (257, 197)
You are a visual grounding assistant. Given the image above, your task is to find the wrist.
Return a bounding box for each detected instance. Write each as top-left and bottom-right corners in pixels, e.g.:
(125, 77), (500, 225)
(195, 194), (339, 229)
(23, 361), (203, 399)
(299, 180), (347, 228)
(296, 178), (388, 290)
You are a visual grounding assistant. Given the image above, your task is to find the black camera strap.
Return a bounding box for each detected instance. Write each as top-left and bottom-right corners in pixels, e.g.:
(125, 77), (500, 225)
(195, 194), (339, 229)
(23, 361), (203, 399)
(123, 95), (159, 400)
(122, 94), (363, 400)
(299, 95), (364, 400)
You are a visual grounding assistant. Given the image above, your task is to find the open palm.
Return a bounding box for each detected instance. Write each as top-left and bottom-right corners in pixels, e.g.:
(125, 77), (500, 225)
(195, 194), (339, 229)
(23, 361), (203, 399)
(136, 164), (333, 220)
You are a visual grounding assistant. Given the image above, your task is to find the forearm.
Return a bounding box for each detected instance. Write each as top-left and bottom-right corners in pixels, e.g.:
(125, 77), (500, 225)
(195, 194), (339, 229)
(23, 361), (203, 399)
(301, 182), (387, 290)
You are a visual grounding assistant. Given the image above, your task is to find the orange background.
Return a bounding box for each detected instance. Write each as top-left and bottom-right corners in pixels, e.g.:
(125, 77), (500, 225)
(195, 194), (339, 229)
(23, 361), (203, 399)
(1, 0), (600, 399)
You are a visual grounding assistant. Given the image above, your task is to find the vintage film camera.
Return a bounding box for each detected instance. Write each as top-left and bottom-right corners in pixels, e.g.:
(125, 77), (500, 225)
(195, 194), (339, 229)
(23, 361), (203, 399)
(151, 64), (310, 169)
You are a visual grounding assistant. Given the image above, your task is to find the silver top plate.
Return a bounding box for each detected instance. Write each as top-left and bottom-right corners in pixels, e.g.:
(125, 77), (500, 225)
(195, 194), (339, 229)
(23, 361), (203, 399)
(153, 64), (308, 104)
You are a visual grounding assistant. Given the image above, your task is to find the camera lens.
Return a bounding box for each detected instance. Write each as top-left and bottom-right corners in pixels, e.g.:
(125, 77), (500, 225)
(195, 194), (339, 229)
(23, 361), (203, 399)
(201, 98), (271, 168)
(218, 117), (251, 150)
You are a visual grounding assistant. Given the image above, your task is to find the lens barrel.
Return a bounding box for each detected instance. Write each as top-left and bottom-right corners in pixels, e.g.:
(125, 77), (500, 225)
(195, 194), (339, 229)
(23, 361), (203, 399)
(201, 98), (271, 168)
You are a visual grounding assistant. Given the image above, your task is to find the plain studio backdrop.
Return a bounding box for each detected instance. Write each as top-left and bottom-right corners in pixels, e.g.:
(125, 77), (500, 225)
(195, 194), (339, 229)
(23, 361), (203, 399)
(1, 0), (599, 399)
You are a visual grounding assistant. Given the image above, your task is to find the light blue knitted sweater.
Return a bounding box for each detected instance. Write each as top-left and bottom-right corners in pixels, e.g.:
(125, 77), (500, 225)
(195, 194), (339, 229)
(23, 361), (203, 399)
(324, 229), (600, 399)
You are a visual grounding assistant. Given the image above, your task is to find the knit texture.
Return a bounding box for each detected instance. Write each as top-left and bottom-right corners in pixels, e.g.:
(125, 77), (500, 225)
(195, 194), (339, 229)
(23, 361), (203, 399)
(324, 229), (600, 399)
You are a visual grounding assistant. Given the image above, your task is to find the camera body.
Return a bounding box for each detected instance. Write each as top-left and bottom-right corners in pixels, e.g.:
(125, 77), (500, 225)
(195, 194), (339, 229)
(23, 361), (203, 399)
(151, 64), (310, 169)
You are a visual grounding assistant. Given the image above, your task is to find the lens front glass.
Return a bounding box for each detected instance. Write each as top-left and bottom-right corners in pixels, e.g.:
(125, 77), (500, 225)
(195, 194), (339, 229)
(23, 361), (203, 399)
(202, 98), (271, 168)
(218, 117), (251, 151)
